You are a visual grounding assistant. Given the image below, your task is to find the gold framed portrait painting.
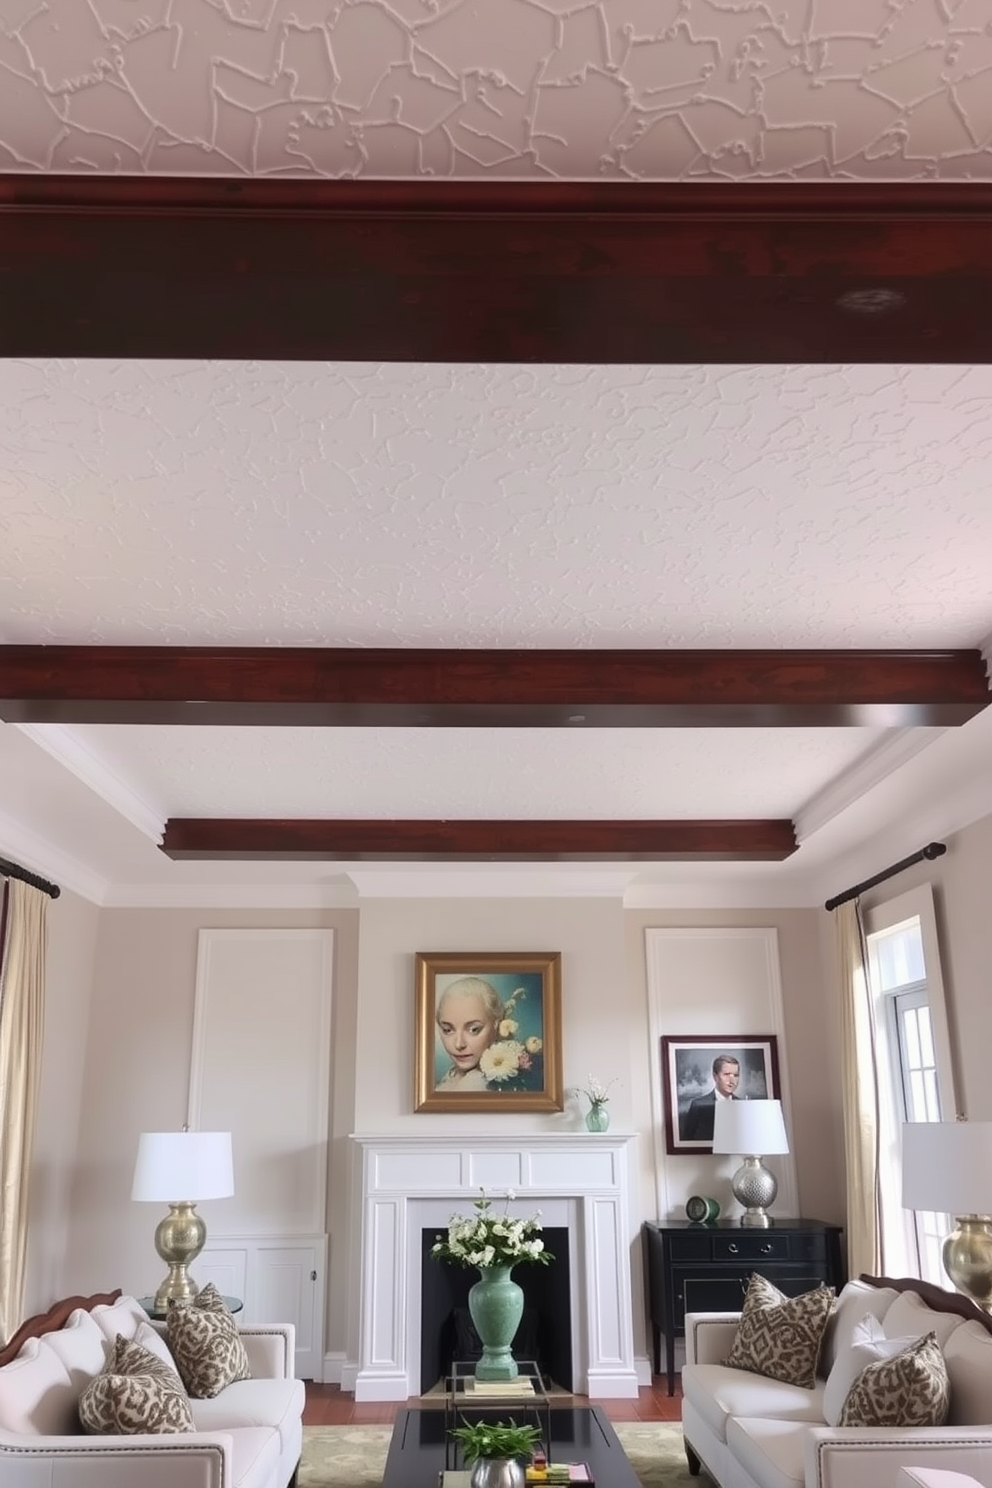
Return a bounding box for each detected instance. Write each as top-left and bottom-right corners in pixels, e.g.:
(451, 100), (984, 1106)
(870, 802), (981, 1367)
(414, 951), (563, 1113)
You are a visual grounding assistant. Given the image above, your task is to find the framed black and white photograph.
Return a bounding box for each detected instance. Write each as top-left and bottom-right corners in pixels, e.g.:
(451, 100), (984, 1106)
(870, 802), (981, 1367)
(414, 951), (563, 1114)
(660, 1034), (780, 1155)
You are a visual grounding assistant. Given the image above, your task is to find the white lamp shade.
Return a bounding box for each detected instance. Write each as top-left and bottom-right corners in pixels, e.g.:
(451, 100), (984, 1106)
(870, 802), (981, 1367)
(902, 1121), (992, 1215)
(713, 1099), (790, 1156)
(132, 1131), (234, 1203)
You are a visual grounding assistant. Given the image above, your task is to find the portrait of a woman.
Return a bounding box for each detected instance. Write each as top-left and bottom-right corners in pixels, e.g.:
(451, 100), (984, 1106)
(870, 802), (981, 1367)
(434, 973), (545, 1092)
(415, 951), (563, 1113)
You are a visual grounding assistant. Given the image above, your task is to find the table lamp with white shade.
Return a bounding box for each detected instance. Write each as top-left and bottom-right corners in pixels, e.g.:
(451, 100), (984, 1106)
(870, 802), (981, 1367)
(713, 1099), (790, 1228)
(132, 1130), (234, 1314)
(902, 1120), (992, 1311)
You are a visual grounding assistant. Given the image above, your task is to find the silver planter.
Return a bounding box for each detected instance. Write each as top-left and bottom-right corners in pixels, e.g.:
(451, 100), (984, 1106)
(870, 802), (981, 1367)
(470, 1459), (526, 1488)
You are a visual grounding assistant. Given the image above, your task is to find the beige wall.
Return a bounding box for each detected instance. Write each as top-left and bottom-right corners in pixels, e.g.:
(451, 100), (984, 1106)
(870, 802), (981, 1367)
(623, 908), (846, 1235)
(353, 896), (629, 1133)
(62, 905), (359, 1355)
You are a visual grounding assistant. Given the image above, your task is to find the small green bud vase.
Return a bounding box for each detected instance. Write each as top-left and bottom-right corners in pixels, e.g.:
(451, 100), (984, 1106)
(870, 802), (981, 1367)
(467, 1265), (524, 1381)
(585, 1101), (610, 1132)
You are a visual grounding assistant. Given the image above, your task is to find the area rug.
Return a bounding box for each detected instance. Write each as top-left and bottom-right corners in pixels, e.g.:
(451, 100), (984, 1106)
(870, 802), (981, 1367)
(298, 1420), (703, 1488)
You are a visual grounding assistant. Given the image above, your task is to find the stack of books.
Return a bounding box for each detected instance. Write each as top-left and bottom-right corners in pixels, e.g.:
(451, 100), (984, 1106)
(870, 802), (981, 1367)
(526, 1465), (593, 1484)
(464, 1377), (536, 1395)
(442, 1468), (593, 1488)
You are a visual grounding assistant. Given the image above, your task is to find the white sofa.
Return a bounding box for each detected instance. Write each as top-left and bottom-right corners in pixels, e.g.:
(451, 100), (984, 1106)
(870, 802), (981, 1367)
(0, 1289), (304, 1488)
(682, 1275), (992, 1488)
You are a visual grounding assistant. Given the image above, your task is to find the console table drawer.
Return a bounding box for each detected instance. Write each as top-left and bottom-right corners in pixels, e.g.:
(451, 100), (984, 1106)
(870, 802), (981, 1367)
(712, 1233), (791, 1262)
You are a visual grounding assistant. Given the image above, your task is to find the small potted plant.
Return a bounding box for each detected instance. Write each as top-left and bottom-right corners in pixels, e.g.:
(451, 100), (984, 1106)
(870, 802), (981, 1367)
(448, 1416), (543, 1488)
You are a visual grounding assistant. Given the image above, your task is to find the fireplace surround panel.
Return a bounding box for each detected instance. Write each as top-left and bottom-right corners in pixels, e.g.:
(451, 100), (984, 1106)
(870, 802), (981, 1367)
(351, 1133), (639, 1402)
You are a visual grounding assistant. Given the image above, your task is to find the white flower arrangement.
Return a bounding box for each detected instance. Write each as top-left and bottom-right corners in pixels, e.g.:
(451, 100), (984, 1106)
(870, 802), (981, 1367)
(430, 1190), (554, 1270)
(570, 1074), (618, 1111)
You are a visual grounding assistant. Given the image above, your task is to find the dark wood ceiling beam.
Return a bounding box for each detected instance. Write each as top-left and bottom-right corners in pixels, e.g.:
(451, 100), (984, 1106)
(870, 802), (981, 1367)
(4, 181), (992, 363)
(160, 817), (797, 863)
(0, 647), (986, 727)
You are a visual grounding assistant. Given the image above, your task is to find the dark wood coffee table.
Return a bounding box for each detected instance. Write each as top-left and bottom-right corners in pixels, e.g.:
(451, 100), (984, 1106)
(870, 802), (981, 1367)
(383, 1405), (642, 1488)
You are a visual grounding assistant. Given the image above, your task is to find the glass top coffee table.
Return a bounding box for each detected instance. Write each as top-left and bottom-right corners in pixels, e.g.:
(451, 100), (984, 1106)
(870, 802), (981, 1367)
(383, 1405), (642, 1488)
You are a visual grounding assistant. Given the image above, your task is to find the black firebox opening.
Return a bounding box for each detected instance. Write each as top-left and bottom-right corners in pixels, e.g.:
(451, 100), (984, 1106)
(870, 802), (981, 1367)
(420, 1227), (572, 1395)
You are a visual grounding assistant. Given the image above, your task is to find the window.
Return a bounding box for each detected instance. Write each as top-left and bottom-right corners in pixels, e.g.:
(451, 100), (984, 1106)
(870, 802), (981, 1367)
(864, 885), (955, 1283)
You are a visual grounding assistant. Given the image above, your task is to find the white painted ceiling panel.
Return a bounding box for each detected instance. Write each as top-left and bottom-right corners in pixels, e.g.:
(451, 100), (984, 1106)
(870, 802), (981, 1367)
(62, 723), (890, 819)
(3, 0), (992, 179)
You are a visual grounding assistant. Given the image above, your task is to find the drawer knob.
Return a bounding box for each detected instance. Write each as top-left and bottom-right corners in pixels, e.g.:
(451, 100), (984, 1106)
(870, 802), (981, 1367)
(760, 1244), (773, 1255)
(727, 1243), (739, 1254)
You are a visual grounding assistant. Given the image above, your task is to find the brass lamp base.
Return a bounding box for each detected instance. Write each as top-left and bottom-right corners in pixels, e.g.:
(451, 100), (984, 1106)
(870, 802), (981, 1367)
(943, 1215), (992, 1311)
(152, 1202), (207, 1314)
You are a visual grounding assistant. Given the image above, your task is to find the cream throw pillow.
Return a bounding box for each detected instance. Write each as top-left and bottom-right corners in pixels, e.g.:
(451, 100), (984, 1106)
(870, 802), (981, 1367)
(724, 1272), (835, 1389)
(166, 1283), (251, 1399)
(78, 1334), (194, 1435)
(839, 1331), (950, 1428)
(823, 1313), (922, 1425)
(134, 1320), (181, 1372)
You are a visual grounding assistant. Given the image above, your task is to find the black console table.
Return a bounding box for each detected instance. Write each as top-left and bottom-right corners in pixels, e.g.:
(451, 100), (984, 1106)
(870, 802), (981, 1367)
(643, 1217), (845, 1395)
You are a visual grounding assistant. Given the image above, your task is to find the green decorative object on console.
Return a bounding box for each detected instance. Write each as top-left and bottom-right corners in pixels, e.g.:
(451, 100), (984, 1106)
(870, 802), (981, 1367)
(585, 1103), (610, 1132)
(685, 1196), (721, 1223)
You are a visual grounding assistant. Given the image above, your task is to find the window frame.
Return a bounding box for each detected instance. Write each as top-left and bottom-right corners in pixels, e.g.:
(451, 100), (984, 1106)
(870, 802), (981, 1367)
(863, 883), (957, 1281)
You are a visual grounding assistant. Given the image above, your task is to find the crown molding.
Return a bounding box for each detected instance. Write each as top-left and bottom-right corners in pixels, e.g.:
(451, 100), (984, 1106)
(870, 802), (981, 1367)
(794, 728), (947, 843)
(102, 880), (360, 909)
(621, 875), (821, 910)
(0, 813), (108, 905)
(345, 867), (639, 899)
(14, 724), (165, 842)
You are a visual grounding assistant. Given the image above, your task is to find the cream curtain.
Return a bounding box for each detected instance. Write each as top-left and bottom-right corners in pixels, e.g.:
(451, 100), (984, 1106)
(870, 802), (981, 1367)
(836, 897), (882, 1279)
(0, 878), (48, 1343)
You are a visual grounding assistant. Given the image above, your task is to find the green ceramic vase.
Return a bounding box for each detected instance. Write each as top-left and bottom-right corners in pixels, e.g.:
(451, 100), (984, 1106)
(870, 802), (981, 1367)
(468, 1265), (524, 1381)
(585, 1101), (610, 1132)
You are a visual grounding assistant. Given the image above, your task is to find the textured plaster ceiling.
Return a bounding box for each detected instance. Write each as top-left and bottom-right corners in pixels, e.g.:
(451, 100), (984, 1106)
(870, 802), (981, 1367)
(2, 356), (992, 904)
(4, 0), (992, 179)
(6, 360), (992, 649)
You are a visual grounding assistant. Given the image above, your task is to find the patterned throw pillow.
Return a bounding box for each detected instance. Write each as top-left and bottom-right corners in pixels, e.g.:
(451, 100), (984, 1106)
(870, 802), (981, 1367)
(724, 1273), (835, 1389)
(166, 1283), (251, 1399)
(78, 1334), (195, 1434)
(839, 1331), (950, 1428)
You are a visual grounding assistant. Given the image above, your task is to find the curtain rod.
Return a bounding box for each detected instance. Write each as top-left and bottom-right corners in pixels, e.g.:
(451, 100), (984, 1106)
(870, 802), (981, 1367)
(0, 855), (61, 900)
(824, 842), (946, 913)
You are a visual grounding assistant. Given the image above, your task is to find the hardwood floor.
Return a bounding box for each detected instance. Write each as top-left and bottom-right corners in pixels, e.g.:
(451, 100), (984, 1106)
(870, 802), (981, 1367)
(303, 1382), (683, 1427)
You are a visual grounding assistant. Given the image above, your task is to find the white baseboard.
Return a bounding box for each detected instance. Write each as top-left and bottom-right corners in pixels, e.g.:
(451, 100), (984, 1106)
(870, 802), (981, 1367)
(321, 1351), (348, 1386)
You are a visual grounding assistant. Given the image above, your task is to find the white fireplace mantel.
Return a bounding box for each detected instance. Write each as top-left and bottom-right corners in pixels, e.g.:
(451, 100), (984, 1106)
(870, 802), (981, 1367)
(349, 1131), (639, 1402)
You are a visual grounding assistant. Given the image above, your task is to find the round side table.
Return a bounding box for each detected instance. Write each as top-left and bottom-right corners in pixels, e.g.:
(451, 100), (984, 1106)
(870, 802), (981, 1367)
(138, 1295), (243, 1321)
